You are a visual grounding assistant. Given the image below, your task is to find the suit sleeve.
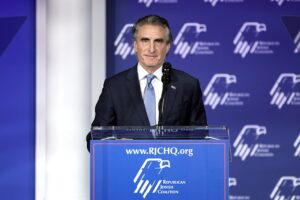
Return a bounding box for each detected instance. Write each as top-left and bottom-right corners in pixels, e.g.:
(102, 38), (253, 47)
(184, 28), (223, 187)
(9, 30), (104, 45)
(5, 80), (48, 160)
(92, 79), (116, 126)
(189, 79), (208, 126)
(87, 79), (116, 152)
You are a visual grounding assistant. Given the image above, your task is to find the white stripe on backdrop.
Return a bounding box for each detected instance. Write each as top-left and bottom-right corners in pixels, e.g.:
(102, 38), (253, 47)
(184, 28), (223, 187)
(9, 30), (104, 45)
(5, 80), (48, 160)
(36, 0), (106, 199)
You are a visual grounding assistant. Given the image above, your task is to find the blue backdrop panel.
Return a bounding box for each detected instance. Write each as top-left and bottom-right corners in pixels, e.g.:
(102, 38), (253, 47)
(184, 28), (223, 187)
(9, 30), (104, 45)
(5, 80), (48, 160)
(106, 0), (300, 199)
(91, 140), (229, 200)
(0, 0), (35, 200)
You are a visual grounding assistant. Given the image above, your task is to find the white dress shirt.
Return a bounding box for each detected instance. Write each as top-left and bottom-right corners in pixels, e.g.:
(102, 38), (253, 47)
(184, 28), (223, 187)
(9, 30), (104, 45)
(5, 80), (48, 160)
(137, 63), (163, 125)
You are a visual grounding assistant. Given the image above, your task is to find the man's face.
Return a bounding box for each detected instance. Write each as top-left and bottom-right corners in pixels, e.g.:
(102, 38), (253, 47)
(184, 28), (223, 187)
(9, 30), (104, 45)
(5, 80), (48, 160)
(134, 24), (170, 71)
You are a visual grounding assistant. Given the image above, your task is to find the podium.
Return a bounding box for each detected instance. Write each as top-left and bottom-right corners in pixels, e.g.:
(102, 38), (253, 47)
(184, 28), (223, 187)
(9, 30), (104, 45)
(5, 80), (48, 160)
(90, 126), (230, 200)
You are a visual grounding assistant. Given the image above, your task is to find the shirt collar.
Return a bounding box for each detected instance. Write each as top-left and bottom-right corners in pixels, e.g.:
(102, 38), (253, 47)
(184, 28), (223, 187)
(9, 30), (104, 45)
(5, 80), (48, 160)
(137, 63), (163, 81)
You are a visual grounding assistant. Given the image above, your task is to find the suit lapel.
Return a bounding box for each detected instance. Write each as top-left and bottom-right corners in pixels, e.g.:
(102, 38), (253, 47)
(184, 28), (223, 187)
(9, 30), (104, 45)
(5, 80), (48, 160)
(125, 66), (150, 125)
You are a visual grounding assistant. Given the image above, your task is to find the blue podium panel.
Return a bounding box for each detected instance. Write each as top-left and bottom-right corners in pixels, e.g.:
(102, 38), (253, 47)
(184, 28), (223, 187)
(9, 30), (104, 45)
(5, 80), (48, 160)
(91, 140), (229, 200)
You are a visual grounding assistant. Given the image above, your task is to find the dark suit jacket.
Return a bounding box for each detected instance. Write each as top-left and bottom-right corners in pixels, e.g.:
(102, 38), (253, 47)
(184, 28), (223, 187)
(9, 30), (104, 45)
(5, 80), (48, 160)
(92, 65), (207, 126)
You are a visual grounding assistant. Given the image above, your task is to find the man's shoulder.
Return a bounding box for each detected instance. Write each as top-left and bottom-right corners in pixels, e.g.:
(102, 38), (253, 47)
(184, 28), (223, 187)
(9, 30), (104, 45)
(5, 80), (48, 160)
(106, 65), (137, 83)
(172, 68), (198, 82)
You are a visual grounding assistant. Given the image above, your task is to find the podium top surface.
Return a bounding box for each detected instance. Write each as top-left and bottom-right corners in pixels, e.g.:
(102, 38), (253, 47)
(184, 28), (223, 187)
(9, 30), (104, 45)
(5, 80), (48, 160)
(91, 126), (229, 140)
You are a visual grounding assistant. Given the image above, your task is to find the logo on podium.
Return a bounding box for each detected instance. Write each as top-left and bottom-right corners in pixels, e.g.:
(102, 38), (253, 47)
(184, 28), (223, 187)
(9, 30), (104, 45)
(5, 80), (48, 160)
(133, 158), (171, 199)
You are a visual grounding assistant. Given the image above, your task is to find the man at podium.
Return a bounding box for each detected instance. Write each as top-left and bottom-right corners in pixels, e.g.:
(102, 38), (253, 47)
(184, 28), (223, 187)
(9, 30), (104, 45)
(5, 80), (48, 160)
(88, 16), (229, 200)
(91, 15), (207, 127)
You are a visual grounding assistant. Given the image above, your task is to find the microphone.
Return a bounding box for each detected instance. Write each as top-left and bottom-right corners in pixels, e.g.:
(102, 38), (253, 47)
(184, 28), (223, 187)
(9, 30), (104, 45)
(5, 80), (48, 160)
(158, 62), (172, 126)
(162, 62), (171, 85)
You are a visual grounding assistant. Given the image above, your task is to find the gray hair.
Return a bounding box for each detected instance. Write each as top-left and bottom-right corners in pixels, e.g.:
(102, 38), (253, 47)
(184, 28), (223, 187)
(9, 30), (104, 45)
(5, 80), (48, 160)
(132, 15), (173, 44)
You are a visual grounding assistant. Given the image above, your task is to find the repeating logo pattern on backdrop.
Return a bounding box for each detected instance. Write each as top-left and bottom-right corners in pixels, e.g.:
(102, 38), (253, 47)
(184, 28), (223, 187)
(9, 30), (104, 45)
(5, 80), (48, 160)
(108, 2), (300, 200)
(293, 30), (300, 54)
(133, 158), (171, 199)
(271, 0), (300, 6)
(229, 177), (251, 200)
(229, 177), (237, 187)
(270, 73), (300, 109)
(294, 134), (300, 157)
(233, 125), (280, 161)
(233, 22), (280, 58)
(203, 74), (250, 109)
(204, 0), (244, 7)
(270, 176), (300, 200)
(173, 23), (220, 59)
(114, 22), (221, 60)
(114, 24), (134, 60)
(114, 21), (282, 59)
(138, 0), (178, 7)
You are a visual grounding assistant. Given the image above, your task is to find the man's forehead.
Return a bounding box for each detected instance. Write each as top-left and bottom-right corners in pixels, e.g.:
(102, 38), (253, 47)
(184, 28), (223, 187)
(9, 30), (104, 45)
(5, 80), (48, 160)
(136, 24), (168, 38)
(139, 24), (165, 29)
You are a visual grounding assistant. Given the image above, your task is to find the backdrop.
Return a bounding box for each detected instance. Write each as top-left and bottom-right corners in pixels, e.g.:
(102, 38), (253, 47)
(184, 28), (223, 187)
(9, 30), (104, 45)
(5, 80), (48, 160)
(0, 0), (35, 199)
(106, 0), (300, 199)
(0, 0), (299, 199)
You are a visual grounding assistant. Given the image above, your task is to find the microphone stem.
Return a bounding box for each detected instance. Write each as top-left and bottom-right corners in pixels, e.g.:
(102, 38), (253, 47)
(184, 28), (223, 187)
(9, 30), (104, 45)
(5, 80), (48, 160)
(158, 85), (167, 126)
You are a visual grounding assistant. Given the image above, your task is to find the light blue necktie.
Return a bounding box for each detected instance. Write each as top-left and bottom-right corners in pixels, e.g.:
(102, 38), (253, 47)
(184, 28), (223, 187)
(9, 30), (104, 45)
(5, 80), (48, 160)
(144, 74), (156, 126)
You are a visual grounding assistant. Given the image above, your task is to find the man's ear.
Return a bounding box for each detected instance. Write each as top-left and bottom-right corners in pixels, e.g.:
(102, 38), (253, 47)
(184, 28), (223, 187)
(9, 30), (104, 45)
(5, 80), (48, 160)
(166, 43), (171, 55)
(166, 42), (171, 53)
(133, 40), (137, 53)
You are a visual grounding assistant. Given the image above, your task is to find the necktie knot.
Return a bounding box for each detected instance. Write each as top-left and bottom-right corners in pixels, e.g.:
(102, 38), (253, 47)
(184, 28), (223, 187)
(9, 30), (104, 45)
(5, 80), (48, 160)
(146, 74), (155, 86)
